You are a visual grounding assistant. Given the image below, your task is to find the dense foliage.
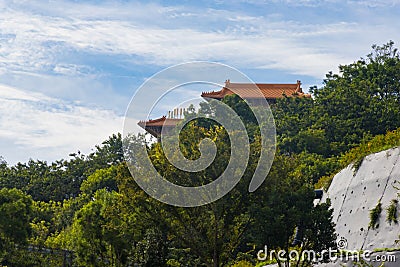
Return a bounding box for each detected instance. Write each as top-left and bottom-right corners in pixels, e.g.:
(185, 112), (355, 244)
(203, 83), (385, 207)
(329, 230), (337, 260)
(1, 41), (400, 266)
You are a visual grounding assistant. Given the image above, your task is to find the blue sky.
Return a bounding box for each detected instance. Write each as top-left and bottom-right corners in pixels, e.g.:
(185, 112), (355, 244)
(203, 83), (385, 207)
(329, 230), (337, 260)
(0, 0), (399, 164)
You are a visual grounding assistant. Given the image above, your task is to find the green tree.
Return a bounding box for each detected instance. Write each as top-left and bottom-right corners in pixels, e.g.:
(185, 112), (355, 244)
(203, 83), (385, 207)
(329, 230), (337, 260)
(121, 98), (337, 267)
(272, 96), (315, 155)
(68, 189), (130, 266)
(80, 165), (119, 196)
(0, 188), (33, 264)
(299, 199), (337, 266)
(312, 41), (400, 154)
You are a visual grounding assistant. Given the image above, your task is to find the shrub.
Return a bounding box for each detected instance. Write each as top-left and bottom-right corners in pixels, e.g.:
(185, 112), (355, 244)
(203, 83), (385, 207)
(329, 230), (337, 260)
(369, 202), (382, 229)
(230, 260), (254, 267)
(386, 199), (398, 224)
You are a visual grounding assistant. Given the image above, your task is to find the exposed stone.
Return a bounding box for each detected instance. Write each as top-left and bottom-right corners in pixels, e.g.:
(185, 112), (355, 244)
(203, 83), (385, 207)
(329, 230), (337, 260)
(318, 147), (400, 266)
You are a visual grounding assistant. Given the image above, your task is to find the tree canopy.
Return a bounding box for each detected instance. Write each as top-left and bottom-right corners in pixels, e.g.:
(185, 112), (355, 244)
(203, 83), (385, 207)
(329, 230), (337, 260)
(1, 41), (400, 266)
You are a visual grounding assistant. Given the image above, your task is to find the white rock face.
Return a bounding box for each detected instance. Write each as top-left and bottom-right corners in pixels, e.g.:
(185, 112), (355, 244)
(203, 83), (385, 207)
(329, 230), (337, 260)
(318, 147), (400, 266)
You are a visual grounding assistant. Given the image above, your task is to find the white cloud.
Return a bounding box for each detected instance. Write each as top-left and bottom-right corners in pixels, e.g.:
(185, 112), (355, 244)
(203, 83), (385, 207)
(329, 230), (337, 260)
(0, 70), (131, 114)
(0, 0), (397, 99)
(0, 3), (358, 76)
(0, 0), (398, 164)
(0, 84), (124, 164)
(53, 64), (95, 76)
(346, 0), (400, 6)
(238, 0), (400, 6)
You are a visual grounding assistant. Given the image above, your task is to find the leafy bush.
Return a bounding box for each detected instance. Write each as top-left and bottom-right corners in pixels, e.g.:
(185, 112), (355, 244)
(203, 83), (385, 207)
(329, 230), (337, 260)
(386, 199), (398, 224)
(230, 260), (254, 267)
(318, 127), (400, 190)
(341, 128), (400, 173)
(369, 202), (382, 229)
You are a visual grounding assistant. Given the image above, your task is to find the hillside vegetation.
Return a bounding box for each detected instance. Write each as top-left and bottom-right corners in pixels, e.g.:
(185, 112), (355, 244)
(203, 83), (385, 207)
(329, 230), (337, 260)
(1, 41), (400, 267)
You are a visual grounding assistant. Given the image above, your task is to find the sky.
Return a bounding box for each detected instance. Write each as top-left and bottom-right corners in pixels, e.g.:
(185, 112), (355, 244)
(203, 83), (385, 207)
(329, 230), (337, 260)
(0, 0), (399, 165)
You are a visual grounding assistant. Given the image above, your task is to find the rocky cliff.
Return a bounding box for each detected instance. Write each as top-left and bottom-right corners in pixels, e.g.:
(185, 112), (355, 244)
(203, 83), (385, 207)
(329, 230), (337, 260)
(319, 147), (400, 266)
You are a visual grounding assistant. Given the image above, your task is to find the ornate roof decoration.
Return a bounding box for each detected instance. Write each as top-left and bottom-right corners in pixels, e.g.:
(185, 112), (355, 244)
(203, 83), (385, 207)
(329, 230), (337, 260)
(201, 80), (311, 100)
(138, 80), (311, 138)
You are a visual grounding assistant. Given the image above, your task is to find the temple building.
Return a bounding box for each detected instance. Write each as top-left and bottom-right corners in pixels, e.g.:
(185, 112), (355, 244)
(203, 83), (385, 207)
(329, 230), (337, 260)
(138, 80), (311, 139)
(201, 80), (310, 103)
(137, 117), (182, 140)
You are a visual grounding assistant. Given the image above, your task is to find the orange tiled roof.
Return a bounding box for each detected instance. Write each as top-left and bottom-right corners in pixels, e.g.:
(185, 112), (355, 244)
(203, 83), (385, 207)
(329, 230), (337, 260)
(201, 80), (311, 100)
(138, 116), (182, 127)
(138, 116), (182, 138)
(138, 80), (311, 137)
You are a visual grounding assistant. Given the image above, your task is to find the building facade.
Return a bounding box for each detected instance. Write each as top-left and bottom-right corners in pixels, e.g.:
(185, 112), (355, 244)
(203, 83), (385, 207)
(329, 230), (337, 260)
(138, 80), (310, 139)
